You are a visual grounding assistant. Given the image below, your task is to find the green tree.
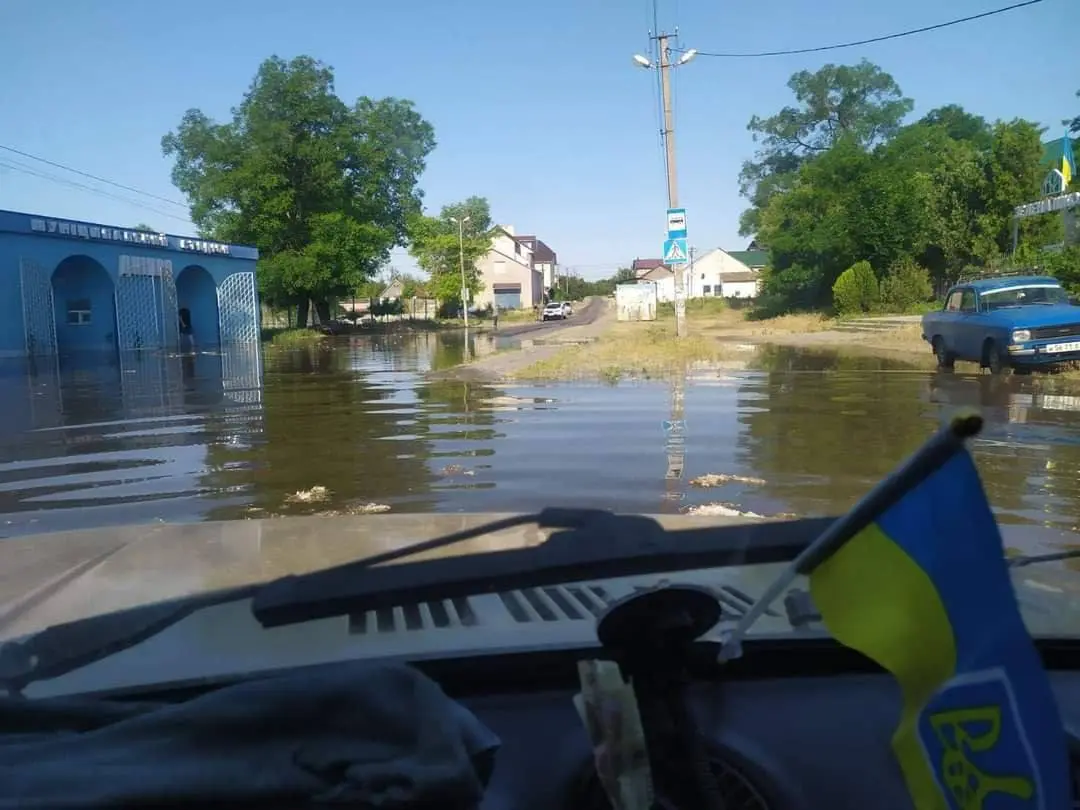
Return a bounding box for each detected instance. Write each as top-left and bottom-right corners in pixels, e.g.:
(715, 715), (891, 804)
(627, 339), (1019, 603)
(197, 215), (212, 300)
(406, 196), (495, 306)
(161, 55), (436, 327)
(879, 258), (933, 312)
(133, 223), (158, 232)
(738, 60), (913, 237)
(832, 260), (879, 315)
(919, 104), (992, 150)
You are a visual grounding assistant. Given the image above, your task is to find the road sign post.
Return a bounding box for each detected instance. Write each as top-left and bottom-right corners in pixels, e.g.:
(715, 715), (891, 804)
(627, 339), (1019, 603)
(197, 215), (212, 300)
(664, 208), (689, 338)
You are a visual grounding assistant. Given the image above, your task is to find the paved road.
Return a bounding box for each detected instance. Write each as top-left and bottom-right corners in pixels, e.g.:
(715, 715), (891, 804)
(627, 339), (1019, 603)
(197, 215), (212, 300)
(495, 297), (605, 338)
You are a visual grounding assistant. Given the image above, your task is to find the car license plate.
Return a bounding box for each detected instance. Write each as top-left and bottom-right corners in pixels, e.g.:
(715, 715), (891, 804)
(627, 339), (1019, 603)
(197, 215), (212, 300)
(1043, 341), (1080, 354)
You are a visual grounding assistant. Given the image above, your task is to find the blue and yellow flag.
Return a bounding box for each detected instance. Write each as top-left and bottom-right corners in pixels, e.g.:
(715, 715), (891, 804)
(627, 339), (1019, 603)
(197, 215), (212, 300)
(809, 448), (1069, 810)
(1063, 132), (1075, 188)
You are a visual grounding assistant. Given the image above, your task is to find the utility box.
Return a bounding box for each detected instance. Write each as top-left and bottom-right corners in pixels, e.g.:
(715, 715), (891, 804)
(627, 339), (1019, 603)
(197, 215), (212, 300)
(616, 282), (658, 322)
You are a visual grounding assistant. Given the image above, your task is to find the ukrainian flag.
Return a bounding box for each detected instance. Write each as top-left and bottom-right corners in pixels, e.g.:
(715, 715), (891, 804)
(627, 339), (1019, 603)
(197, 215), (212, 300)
(809, 446), (1070, 810)
(1063, 131), (1075, 188)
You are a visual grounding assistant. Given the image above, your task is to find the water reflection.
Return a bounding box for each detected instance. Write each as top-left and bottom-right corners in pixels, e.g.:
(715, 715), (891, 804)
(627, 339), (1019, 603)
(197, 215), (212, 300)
(0, 340), (1078, 554)
(662, 375), (687, 511)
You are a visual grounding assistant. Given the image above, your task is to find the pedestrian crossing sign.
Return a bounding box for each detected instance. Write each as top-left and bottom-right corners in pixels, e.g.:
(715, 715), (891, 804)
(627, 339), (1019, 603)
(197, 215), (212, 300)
(663, 237), (688, 266)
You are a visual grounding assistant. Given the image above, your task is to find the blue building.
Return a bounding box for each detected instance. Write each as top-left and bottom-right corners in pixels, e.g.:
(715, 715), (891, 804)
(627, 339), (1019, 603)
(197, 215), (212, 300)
(0, 209), (261, 360)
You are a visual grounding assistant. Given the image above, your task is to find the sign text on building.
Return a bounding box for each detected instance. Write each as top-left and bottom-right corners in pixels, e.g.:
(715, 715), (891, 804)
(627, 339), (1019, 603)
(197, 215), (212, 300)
(31, 217), (169, 248)
(28, 216), (231, 256)
(177, 238), (230, 256)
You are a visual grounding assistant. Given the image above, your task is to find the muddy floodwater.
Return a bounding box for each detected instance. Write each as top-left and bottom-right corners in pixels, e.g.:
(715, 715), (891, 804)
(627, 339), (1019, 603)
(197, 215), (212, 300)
(2, 333), (1080, 556)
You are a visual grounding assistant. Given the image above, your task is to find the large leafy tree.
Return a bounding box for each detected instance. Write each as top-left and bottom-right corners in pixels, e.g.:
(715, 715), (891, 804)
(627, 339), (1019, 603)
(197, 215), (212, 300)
(738, 59), (913, 237)
(745, 58), (1058, 315)
(162, 55), (436, 326)
(406, 196), (495, 305)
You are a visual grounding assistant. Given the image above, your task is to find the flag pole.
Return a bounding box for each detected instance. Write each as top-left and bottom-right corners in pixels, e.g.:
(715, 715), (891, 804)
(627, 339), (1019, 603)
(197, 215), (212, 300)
(717, 411), (984, 663)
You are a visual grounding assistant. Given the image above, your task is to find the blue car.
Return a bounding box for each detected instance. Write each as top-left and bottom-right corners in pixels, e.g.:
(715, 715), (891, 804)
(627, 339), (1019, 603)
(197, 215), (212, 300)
(921, 275), (1080, 374)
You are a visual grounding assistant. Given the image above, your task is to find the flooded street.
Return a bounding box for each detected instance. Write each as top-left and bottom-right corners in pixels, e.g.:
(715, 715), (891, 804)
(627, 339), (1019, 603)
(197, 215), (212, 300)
(2, 333), (1080, 555)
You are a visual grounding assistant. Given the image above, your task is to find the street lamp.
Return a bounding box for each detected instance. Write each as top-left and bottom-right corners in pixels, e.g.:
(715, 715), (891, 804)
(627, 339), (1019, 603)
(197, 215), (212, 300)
(448, 215), (471, 329)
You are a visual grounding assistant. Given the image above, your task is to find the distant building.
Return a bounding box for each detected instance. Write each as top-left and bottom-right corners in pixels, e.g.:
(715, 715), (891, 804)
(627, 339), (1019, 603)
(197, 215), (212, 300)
(379, 277), (405, 301)
(514, 235), (559, 292)
(475, 225), (544, 310)
(692, 248), (765, 299)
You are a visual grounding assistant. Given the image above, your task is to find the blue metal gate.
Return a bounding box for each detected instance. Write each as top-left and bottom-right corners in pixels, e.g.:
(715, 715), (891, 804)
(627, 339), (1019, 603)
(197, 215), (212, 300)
(217, 271), (260, 344)
(116, 256), (179, 352)
(19, 258), (57, 357)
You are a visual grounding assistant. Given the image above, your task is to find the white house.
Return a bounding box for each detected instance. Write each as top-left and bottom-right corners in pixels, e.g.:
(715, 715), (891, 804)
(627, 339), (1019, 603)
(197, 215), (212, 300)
(474, 225), (545, 310)
(689, 248), (766, 299)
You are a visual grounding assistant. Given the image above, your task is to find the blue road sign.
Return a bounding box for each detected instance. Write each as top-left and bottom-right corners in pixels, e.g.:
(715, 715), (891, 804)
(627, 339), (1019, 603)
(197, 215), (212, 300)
(666, 208), (687, 240)
(663, 237), (689, 266)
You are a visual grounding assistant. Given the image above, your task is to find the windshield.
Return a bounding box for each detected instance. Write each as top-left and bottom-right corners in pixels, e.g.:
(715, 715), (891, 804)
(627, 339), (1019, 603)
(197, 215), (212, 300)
(1, 3), (1077, 691)
(982, 284), (1071, 309)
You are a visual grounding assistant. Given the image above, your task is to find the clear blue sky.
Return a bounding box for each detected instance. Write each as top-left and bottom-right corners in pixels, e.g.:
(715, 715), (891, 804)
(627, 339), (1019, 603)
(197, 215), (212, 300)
(0, 0), (1073, 279)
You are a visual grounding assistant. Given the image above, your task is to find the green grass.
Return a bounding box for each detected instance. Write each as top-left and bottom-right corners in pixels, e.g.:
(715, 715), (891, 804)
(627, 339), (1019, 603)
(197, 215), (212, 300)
(264, 328), (327, 347)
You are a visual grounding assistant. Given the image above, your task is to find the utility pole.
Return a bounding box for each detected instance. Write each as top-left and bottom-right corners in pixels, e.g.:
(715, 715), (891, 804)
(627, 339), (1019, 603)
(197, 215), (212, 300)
(450, 215), (471, 330)
(657, 34), (685, 337)
(635, 36), (696, 339)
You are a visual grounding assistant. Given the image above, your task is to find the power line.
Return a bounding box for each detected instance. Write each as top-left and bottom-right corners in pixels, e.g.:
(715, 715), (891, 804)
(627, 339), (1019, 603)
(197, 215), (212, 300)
(678, 0), (1046, 58)
(0, 159), (191, 224)
(0, 143), (188, 209)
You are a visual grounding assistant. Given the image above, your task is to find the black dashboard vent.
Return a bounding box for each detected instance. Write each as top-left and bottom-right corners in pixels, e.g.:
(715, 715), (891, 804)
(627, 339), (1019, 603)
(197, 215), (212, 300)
(571, 754), (772, 810)
(500, 585), (611, 623)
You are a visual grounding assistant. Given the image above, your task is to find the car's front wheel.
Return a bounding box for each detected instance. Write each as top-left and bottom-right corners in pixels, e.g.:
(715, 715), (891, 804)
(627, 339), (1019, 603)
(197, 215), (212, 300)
(932, 337), (955, 371)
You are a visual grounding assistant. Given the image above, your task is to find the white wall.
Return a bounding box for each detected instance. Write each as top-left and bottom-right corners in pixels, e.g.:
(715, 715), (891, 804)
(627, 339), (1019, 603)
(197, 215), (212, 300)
(722, 280), (760, 298)
(653, 274), (676, 303)
(536, 262), (557, 290)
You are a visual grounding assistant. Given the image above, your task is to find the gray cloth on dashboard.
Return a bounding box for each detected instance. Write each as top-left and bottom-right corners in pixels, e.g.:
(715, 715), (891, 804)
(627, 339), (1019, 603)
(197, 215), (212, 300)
(0, 661), (500, 808)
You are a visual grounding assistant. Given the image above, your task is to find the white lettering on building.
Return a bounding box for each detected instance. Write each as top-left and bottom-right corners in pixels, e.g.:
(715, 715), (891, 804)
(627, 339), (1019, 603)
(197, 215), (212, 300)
(177, 238), (230, 256)
(27, 216), (231, 256)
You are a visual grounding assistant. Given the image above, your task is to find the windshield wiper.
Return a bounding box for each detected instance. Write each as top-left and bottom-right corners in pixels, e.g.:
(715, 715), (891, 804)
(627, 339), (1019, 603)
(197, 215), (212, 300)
(251, 508), (836, 628)
(0, 587), (252, 694)
(1008, 549), (1080, 568)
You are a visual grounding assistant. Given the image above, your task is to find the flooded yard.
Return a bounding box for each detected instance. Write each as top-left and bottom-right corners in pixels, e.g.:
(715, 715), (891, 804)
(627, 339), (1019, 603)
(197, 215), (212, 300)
(1, 333), (1080, 557)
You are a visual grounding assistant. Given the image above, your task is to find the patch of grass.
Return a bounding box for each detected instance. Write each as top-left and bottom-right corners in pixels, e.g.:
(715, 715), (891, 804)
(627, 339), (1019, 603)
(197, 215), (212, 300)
(498, 309), (539, 324)
(658, 297), (730, 319)
(691, 307), (832, 337)
(265, 328), (327, 347)
(511, 320), (740, 380)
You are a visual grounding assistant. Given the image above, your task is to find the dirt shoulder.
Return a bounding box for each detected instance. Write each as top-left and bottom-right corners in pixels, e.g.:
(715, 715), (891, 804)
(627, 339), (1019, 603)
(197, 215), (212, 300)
(433, 304), (940, 383)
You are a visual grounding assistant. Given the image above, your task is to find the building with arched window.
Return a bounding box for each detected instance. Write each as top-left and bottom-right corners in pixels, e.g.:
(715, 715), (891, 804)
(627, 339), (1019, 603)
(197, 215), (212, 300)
(0, 209), (260, 361)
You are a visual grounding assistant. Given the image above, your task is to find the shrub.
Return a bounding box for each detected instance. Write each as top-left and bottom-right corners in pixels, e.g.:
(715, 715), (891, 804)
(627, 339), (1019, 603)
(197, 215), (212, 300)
(832, 261), (879, 316)
(879, 258), (933, 312)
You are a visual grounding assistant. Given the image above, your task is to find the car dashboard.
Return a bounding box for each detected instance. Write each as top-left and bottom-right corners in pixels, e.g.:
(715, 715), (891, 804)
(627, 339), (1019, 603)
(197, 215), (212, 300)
(437, 647), (1080, 810)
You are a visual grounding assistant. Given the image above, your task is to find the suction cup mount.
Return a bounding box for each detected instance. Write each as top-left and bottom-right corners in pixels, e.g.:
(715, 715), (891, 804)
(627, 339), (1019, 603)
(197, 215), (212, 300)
(594, 585), (727, 810)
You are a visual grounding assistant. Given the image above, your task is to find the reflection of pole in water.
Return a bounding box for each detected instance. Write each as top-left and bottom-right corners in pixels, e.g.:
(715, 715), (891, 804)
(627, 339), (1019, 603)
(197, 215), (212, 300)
(663, 374), (687, 510)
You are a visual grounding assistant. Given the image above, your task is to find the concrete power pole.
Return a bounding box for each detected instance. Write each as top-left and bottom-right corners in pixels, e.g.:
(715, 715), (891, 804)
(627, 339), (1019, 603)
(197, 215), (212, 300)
(656, 34), (686, 338)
